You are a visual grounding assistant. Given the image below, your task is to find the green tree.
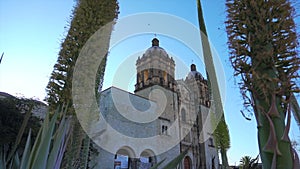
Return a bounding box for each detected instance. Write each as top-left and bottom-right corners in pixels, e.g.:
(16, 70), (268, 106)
(213, 119), (230, 168)
(196, 0), (231, 168)
(0, 98), (40, 150)
(239, 155), (259, 169)
(225, 0), (299, 168)
(45, 0), (119, 168)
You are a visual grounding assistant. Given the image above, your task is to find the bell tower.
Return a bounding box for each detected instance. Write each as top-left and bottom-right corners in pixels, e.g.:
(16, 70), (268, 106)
(186, 64), (210, 107)
(134, 38), (178, 122)
(135, 38), (176, 94)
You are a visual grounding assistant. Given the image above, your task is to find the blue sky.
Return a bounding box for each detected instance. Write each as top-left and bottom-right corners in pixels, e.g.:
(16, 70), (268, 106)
(0, 0), (299, 166)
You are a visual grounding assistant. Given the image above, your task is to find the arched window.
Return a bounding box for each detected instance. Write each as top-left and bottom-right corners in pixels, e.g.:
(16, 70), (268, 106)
(114, 154), (129, 169)
(163, 71), (167, 82)
(162, 125), (168, 135)
(140, 149), (156, 167)
(114, 147), (136, 169)
(181, 108), (186, 122)
(144, 70), (149, 82)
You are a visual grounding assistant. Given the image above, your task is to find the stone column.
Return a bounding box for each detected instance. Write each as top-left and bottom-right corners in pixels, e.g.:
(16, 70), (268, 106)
(130, 158), (138, 169)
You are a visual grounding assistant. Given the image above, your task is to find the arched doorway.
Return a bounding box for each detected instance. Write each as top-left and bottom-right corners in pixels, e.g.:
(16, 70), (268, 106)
(114, 146), (135, 169)
(184, 156), (192, 169)
(139, 149), (156, 168)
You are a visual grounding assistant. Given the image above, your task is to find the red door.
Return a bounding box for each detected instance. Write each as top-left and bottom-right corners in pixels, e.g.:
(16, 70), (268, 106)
(184, 156), (191, 169)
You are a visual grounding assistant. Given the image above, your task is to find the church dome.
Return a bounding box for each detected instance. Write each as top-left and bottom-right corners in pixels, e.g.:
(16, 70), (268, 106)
(187, 71), (203, 80)
(143, 46), (169, 58)
(142, 38), (169, 58)
(186, 64), (204, 80)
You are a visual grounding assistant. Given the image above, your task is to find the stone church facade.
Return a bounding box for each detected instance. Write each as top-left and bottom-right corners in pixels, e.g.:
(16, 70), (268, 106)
(93, 38), (219, 169)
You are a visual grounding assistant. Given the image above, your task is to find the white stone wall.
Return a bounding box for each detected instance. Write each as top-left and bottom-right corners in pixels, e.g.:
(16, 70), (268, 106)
(92, 87), (181, 168)
(135, 85), (179, 122)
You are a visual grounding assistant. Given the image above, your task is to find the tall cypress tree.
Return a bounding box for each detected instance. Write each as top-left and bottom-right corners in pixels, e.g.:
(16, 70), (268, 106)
(46, 0), (119, 111)
(45, 0), (119, 168)
(226, 0), (299, 168)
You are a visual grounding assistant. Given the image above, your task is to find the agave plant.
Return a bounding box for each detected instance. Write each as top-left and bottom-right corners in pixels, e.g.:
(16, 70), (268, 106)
(225, 0), (299, 168)
(150, 148), (188, 169)
(1, 107), (71, 169)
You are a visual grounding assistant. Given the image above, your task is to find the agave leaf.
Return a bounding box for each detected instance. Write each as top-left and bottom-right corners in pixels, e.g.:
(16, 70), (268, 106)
(20, 129), (32, 169)
(263, 115), (281, 155)
(41, 108), (50, 140)
(47, 116), (70, 169)
(12, 152), (20, 169)
(47, 116), (66, 169)
(26, 125), (43, 169)
(8, 158), (13, 169)
(149, 158), (166, 169)
(8, 152), (20, 169)
(54, 119), (71, 169)
(3, 105), (71, 169)
(30, 111), (59, 169)
(55, 130), (70, 169)
(151, 148), (189, 169)
(0, 147), (6, 169)
(6, 105), (33, 164)
(162, 148), (188, 169)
